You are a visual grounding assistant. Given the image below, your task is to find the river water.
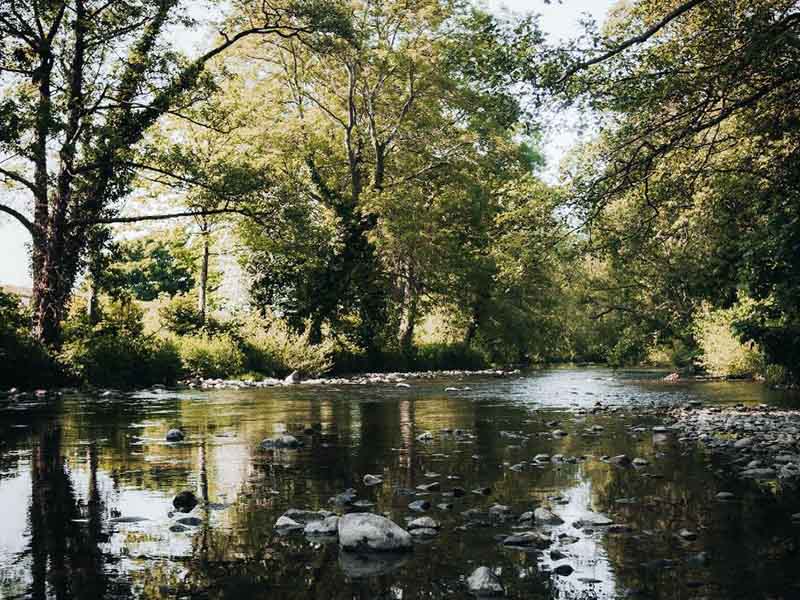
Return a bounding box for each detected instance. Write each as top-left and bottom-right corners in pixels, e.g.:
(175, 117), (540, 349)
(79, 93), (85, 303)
(1, 368), (799, 600)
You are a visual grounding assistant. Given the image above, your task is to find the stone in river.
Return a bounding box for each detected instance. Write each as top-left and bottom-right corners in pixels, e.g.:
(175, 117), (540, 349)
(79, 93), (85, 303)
(172, 490), (198, 513)
(363, 474), (383, 486)
(408, 500), (431, 512)
(284, 370), (301, 384)
(472, 487), (492, 496)
(740, 467), (776, 479)
(410, 527), (439, 538)
(502, 531), (551, 549)
(467, 566), (505, 597)
(573, 513), (613, 528)
(452, 486), (466, 497)
(632, 458), (649, 467)
(716, 491), (736, 501)
(165, 429), (184, 442)
(260, 434), (302, 449)
(679, 529), (698, 541)
(338, 551), (410, 578)
(109, 516), (150, 523)
(338, 513), (412, 552)
(275, 515), (304, 532)
(304, 516), (339, 536)
(408, 516), (440, 530)
(176, 517), (202, 527)
(417, 482), (440, 492)
(534, 507), (564, 525)
(169, 524), (188, 532)
(553, 564), (574, 576)
(330, 489), (358, 506)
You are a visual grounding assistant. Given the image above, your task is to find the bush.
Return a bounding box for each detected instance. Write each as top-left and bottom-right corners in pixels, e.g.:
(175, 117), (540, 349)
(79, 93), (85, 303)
(60, 297), (182, 387)
(158, 293), (206, 335)
(0, 290), (57, 389)
(241, 317), (334, 377)
(176, 334), (246, 379)
(412, 342), (487, 371)
(694, 303), (764, 378)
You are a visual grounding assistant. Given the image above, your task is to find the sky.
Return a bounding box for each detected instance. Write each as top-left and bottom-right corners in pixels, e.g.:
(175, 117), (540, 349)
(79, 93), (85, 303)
(0, 0), (617, 288)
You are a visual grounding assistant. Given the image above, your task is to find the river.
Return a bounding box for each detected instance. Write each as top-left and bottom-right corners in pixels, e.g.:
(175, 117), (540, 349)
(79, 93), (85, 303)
(1, 367), (799, 599)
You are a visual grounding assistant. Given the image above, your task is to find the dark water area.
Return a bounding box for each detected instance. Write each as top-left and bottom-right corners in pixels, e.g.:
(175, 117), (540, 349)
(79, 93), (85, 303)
(1, 368), (799, 600)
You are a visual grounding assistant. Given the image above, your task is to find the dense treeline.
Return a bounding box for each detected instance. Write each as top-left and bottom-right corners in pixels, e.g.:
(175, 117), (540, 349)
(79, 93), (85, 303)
(1, 0), (798, 388)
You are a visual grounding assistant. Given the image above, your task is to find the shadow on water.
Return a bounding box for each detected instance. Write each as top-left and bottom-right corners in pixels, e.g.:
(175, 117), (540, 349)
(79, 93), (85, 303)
(0, 367), (799, 599)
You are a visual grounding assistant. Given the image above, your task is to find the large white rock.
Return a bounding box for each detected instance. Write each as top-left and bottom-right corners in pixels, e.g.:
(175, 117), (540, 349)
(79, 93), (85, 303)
(304, 515), (339, 536)
(338, 513), (412, 552)
(467, 566), (505, 596)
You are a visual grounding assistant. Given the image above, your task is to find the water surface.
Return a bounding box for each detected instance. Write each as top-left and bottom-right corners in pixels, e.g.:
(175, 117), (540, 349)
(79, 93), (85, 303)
(1, 368), (799, 599)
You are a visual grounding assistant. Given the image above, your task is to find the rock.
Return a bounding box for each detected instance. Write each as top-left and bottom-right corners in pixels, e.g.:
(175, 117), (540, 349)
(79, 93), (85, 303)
(792, 513), (800, 522)
(260, 434), (302, 449)
(472, 487), (492, 496)
(408, 500), (431, 512)
(573, 513), (613, 528)
(275, 515), (304, 532)
(284, 370), (301, 384)
(550, 549), (567, 560)
(169, 524), (188, 532)
(663, 372), (680, 381)
(609, 455), (631, 466)
(534, 507), (564, 525)
(552, 430), (568, 438)
(716, 491), (735, 501)
(172, 491), (198, 513)
(488, 504), (511, 517)
(687, 552), (710, 567)
(363, 474), (383, 486)
(166, 429), (184, 442)
(652, 426), (669, 433)
(330, 489), (358, 506)
(553, 564), (574, 576)
(416, 431), (434, 442)
(338, 513), (412, 552)
(176, 517), (202, 526)
(408, 516), (440, 530)
(502, 531), (551, 549)
(534, 454), (550, 462)
(304, 516), (339, 536)
(734, 437), (754, 449)
(410, 527), (439, 538)
(467, 566), (505, 597)
(632, 458), (649, 467)
(437, 502), (454, 511)
(452, 486), (466, 497)
(417, 482), (440, 492)
(396, 382), (411, 388)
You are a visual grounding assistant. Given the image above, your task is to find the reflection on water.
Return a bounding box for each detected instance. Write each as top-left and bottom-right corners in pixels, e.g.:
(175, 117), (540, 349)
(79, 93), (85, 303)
(1, 368), (799, 599)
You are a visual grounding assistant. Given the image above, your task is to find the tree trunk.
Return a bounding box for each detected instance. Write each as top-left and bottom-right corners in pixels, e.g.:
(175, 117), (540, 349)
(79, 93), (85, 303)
(198, 233), (209, 325)
(399, 270), (418, 356)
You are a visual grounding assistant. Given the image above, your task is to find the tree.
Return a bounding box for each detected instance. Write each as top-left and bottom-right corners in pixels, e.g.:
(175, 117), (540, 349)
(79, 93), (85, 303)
(552, 0), (800, 373)
(0, 0), (350, 345)
(228, 0), (549, 360)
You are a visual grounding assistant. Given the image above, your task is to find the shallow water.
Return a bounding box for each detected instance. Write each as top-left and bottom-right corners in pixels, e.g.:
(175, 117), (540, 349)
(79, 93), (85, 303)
(1, 367), (799, 600)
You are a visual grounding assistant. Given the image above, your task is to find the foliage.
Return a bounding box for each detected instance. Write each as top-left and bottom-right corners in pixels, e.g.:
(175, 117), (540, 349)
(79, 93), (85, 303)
(105, 231), (197, 301)
(59, 297), (182, 388)
(158, 293), (207, 336)
(695, 303), (764, 378)
(0, 291), (56, 389)
(175, 334), (246, 379)
(240, 317), (334, 377)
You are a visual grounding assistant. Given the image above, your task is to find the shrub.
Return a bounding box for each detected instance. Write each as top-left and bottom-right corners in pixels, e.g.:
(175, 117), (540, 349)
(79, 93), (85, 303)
(59, 297), (182, 387)
(694, 303), (764, 378)
(412, 342), (487, 371)
(241, 317), (334, 377)
(158, 293), (205, 335)
(0, 290), (57, 389)
(176, 334), (246, 379)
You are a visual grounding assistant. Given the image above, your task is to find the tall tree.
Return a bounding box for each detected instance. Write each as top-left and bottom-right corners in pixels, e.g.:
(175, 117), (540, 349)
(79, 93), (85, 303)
(0, 0), (349, 344)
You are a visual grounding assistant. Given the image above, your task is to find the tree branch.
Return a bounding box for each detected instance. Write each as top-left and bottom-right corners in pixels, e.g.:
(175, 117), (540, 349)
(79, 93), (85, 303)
(0, 203), (36, 235)
(558, 0), (709, 83)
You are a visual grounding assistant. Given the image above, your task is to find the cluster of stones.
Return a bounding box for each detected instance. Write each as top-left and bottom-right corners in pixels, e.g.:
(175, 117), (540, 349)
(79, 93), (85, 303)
(660, 403), (800, 485)
(182, 368), (520, 390)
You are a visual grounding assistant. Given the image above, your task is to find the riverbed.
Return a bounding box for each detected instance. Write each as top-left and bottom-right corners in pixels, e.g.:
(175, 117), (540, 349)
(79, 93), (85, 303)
(1, 368), (799, 599)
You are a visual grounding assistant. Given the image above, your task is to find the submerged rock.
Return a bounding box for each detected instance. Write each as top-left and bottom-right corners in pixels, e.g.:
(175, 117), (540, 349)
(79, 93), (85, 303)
(166, 429), (184, 442)
(534, 507), (563, 525)
(275, 515), (304, 532)
(467, 566), (505, 597)
(172, 490), (198, 513)
(339, 551), (410, 578)
(363, 474), (383, 486)
(408, 500), (431, 512)
(338, 513), (412, 552)
(408, 516), (440, 530)
(260, 434), (302, 449)
(553, 564), (574, 576)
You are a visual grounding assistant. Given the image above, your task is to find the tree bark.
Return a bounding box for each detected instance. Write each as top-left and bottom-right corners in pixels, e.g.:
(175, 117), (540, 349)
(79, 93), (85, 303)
(198, 232), (210, 325)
